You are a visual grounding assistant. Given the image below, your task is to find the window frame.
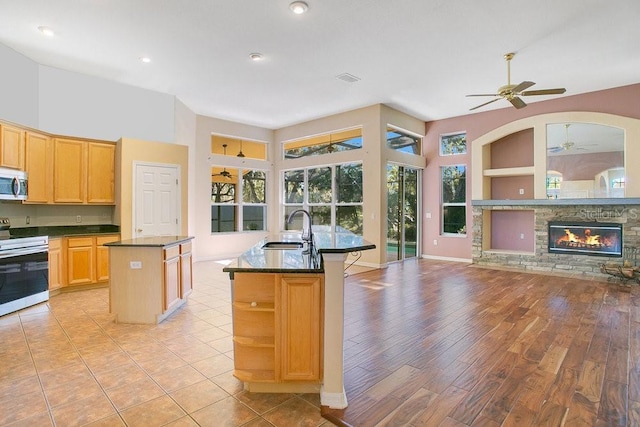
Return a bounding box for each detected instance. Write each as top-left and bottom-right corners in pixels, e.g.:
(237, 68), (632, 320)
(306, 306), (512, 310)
(441, 164), (467, 236)
(282, 162), (364, 236)
(210, 167), (268, 234)
(439, 132), (467, 156)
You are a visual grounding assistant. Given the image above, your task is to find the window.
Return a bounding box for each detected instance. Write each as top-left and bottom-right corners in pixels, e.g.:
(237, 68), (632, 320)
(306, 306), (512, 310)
(211, 167), (267, 233)
(283, 128), (362, 159)
(441, 165), (466, 235)
(283, 163), (363, 235)
(386, 127), (421, 154)
(546, 172), (562, 199)
(440, 132), (467, 156)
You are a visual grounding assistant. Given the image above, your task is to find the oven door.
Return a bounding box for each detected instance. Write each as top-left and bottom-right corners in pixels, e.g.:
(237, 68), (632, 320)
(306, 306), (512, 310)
(0, 248), (49, 315)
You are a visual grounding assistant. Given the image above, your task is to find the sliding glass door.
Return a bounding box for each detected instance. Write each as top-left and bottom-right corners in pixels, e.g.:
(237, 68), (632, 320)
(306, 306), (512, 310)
(386, 164), (420, 262)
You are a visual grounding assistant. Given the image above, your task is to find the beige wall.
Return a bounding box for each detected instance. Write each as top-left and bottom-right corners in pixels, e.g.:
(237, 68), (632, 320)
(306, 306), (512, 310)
(116, 138), (189, 240)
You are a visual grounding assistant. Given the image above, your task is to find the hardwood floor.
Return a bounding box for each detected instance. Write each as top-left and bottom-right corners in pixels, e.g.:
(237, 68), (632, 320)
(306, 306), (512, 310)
(323, 259), (640, 426)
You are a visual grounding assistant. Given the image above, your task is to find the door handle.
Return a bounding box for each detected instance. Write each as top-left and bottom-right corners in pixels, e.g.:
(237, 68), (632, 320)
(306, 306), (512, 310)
(136, 228), (143, 233)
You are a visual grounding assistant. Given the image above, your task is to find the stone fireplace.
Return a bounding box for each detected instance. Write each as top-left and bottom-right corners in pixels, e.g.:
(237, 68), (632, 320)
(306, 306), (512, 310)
(548, 221), (622, 257)
(472, 200), (640, 279)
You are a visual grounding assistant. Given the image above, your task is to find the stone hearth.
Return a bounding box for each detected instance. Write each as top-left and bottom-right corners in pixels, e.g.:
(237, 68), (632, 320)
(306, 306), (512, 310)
(472, 200), (640, 280)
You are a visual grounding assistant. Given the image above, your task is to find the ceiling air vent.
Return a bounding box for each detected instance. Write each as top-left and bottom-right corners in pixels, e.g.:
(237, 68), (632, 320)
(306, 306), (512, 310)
(336, 73), (361, 83)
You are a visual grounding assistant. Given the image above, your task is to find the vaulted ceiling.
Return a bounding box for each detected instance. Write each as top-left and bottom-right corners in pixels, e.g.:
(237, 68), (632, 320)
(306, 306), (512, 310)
(1, 0), (638, 129)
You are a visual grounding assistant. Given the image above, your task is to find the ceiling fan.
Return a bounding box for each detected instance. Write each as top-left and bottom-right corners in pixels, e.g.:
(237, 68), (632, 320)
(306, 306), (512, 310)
(211, 144), (234, 180)
(467, 52), (566, 111)
(548, 123), (591, 153)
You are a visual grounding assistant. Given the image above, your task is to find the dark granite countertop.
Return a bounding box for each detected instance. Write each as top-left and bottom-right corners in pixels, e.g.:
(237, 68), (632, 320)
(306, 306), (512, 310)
(223, 229), (375, 274)
(10, 224), (120, 238)
(105, 236), (193, 247)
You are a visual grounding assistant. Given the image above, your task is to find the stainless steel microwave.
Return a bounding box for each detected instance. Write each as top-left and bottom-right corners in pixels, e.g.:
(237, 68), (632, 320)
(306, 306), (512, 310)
(0, 168), (27, 200)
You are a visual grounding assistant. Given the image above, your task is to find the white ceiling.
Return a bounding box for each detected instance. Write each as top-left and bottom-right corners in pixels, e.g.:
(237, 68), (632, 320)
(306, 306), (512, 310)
(1, 0), (638, 130)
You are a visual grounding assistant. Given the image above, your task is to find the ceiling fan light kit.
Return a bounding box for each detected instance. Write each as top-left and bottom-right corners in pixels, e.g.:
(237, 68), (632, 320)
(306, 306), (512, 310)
(467, 52), (566, 111)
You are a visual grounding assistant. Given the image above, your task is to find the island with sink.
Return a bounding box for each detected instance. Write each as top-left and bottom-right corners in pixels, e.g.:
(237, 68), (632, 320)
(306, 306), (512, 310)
(223, 223), (375, 410)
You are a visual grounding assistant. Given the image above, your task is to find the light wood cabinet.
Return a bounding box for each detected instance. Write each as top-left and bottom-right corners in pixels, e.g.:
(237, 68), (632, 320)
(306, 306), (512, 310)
(232, 272), (323, 384)
(67, 237), (94, 285)
(52, 138), (115, 204)
(0, 124), (25, 170)
(96, 235), (120, 282)
(24, 132), (53, 203)
(280, 275), (322, 381)
(64, 234), (119, 287)
(163, 245), (182, 311)
(48, 238), (63, 291)
(53, 138), (86, 203)
(180, 241), (193, 298)
(87, 142), (115, 204)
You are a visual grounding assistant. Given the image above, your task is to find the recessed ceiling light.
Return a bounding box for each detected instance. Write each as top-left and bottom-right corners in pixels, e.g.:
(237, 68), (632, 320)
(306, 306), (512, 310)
(289, 1), (309, 14)
(139, 56), (151, 63)
(37, 26), (55, 37)
(249, 53), (264, 61)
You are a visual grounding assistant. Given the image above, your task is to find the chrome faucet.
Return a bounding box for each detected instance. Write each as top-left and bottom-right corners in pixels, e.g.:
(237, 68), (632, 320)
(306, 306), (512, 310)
(287, 209), (314, 249)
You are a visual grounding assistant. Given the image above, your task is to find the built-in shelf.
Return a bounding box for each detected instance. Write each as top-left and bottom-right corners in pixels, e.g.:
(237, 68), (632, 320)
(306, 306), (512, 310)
(233, 369), (276, 382)
(483, 166), (535, 177)
(233, 336), (275, 347)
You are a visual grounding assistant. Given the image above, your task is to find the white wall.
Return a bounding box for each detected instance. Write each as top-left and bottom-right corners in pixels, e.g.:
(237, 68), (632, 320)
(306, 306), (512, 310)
(38, 65), (175, 142)
(175, 99), (197, 238)
(0, 44), (39, 127)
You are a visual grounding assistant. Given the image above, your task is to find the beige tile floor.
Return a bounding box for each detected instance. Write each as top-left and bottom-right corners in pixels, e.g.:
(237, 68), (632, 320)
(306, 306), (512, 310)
(0, 260), (335, 427)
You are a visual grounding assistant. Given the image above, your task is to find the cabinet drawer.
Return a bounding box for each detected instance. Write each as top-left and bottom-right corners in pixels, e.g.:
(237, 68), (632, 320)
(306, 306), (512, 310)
(164, 245), (180, 260)
(67, 237), (93, 248)
(180, 241), (192, 254)
(96, 234), (119, 246)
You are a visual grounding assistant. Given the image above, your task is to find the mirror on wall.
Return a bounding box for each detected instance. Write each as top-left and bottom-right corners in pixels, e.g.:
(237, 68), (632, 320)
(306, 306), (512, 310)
(546, 123), (624, 199)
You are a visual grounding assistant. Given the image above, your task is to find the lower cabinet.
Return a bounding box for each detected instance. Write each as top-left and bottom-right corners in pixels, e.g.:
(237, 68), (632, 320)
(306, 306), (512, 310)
(232, 272), (323, 384)
(163, 245), (182, 311)
(61, 234), (120, 288)
(48, 238), (63, 291)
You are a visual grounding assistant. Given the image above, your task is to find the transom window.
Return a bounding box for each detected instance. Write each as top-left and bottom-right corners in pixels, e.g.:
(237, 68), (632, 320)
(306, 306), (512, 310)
(386, 127), (421, 154)
(283, 128), (362, 159)
(283, 163), (363, 235)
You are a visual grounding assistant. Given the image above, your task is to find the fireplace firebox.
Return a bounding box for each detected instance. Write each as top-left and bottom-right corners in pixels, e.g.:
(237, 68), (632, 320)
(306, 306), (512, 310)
(548, 221), (622, 257)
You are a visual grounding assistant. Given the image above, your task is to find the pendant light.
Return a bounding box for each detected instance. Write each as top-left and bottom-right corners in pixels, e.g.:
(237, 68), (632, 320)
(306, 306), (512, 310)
(237, 140), (246, 158)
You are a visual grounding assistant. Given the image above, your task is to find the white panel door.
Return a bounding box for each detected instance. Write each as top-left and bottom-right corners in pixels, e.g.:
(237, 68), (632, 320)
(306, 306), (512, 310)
(134, 164), (179, 237)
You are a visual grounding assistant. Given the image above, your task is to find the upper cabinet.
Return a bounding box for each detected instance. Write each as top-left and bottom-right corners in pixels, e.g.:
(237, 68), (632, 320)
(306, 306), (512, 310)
(87, 142), (115, 204)
(0, 123), (25, 170)
(24, 132), (53, 203)
(53, 138), (115, 204)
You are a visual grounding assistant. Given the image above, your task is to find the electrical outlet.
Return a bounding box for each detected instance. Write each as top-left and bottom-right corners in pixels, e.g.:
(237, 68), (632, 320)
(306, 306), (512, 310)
(130, 261), (142, 269)
(520, 233), (525, 239)
(26, 216), (30, 225)
(433, 239), (438, 246)
(519, 188), (525, 195)
(76, 215), (82, 223)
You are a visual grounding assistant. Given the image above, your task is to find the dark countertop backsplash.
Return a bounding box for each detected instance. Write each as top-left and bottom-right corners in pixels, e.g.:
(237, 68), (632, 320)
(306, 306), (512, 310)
(10, 224), (120, 238)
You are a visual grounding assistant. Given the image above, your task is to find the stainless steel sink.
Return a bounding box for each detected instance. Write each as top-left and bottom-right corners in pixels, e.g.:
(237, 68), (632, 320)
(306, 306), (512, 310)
(261, 241), (304, 250)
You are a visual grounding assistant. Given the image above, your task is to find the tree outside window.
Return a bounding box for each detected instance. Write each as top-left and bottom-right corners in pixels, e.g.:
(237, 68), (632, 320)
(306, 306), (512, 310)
(211, 168), (267, 233)
(441, 165), (466, 234)
(440, 132), (467, 156)
(283, 163), (363, 235)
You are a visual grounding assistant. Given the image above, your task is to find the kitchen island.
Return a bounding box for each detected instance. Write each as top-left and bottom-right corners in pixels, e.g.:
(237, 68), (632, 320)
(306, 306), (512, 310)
(106, 236), (194, 324)
(223, 230), (375, 409)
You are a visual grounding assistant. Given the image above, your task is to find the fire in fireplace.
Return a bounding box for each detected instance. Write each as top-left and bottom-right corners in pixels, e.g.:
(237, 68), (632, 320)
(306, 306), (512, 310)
(548, 221), (622, 257)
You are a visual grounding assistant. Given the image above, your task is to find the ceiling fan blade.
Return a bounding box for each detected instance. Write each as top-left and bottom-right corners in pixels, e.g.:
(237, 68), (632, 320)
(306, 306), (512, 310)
(470, 98), (500, 111)
(509, 96), (527, 109)
(511, 81), (535, 93)
(521, 88), (566, 96)
(547, 147), (563, 153)
(466, 93), (499, 97)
